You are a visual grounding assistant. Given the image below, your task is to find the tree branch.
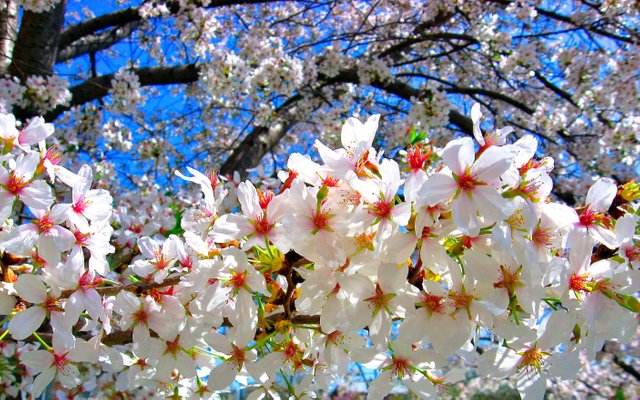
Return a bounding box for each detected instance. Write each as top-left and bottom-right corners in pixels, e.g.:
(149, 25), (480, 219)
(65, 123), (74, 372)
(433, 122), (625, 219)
(59, 0), (280, 51)
(219, 95), (303, 177)
(57, 21), (140, 62)
(45, 63), (200, 120)
(58, 274), (184, 299)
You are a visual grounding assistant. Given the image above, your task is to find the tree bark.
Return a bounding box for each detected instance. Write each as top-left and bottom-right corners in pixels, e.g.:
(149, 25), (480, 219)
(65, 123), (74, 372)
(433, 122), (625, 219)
(0, 0), (19, 75)
(8, 0), (67, 80)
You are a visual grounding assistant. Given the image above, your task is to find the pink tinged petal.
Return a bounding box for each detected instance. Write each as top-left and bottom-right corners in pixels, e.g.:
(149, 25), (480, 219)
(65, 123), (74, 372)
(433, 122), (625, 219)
(246, 271), (269, 296)
(472, 186), (514, 222)
(320, 295), (343, 334)
(477, 347), (519, 378)
(83, 190), (113, 222)
(0, 290), (16, 314)
(473, 145), (516, 183)
(367, 370), (394, 400)
(231, 291), (258, 335)
(471, 103), (484, 145)
(315, 140), (353, 174)
(8, 306), (46, 340)
(546, 350), (581, 380)
(208, 361), (238, 391)
(616, 215), (637, 243)
(377, 263), (407, 293)
(14, 274), (47, 303)
(590, 225), (618, 249)
(417, 173), (457, 206)
(369, 311), (391, 350)
(0, 190), (15, 220)
(405, 377), (437, 398)
(442, 137), (474, 175)
(211, 214), (253, 242)
(396, 310), (432, 343)
(32, 367), (56, 397)
(50, 226), (75, 253)
(15, 152), (40, 177)
(384, 231), (418, 265)
(516, 373), (547, 400)
(452, 194), (480, 236)
(586, 177), (617, 212)
(3, 224), (39, 256)
(21, 350), (54, 372)
(50, 311), (76, 349)
(175, 352), (196, 378)
(137, 236), (159, 258)
(66, 292), (85, 324)
(419, 239), (449, 274)
(390, 202), (411, 226)
(82, 289), (106, 323)
(204, 331), (233, 354)
(266, 191), (289, 221)
(20, 180), (54, 210)
(202, 283), (229, 312)
(0, 113), (19, 141)
(238, 181), (261, 218)
(58, 362), (80, 388)
(513, 134), (538, 166)
(19, 117), (54, 145)
(37, 236), (63, 266)
(426, 315), (472, 356)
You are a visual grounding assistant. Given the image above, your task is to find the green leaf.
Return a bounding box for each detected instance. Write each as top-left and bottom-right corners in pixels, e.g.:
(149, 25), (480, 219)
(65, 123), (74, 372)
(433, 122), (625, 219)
(604, 290), (640, 313)
(409, 127), (427, 145)
(316, 184), (329, 206)
(163, 210), (185, 236)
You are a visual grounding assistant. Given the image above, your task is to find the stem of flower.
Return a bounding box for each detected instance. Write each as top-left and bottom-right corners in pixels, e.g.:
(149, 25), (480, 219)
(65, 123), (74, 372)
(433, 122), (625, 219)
(32, 332), (52, 351)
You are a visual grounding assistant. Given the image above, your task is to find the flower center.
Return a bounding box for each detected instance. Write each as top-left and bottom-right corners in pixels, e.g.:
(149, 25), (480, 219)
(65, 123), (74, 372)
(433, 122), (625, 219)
(456, 169), (482, 192)
(5, 172), (28, 195)
(369, 199), (392, 219)
(35, 215), (55, 233)
(72, 196), (89, 214)
(569, 273), (593, 294)
(420, 293), (445, 316)
(227, 270), (247, 291)
(390, 356), (411, 379)
(52, 351), (69, 371)
(518, 347), (544, 372)
(311, 209), (331, 233)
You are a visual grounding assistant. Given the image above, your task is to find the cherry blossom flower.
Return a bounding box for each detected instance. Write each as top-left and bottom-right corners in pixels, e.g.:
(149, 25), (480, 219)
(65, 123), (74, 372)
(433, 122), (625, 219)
(7, 274), (73, 345)
(21, 336), (97, 397)
(0, 151), (53, 221)
(2, 204), (75, 266)
(417, 137), (517, 236)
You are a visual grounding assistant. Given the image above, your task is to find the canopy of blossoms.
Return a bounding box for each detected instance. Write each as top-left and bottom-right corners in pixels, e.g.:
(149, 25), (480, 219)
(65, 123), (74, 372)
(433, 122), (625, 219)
(0, 108), (638, 399)
(0, 0), (638, 200)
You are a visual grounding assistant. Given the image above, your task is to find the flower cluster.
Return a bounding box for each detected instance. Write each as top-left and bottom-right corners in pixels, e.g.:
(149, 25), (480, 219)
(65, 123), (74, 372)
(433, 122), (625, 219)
(0, 109), (638, 399)
(108, 68), (146, 116)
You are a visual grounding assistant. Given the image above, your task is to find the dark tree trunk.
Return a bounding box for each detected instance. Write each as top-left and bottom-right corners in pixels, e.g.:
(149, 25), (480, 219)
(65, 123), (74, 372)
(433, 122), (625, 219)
(9, 0), (67, 119)
(0, 0), (19, 75)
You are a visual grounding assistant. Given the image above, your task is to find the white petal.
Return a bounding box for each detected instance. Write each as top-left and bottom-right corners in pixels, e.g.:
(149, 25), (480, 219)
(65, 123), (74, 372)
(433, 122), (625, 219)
(442, 137), (474, 175)
(208, 361), (238, 391)
(32, 367), (56, 397)
(14, 274), (47, 303)
(8, 306), (46, 340)
(417, 173), (457, 206)
(20, 180), (54, 210)
(203, 331), (233, 354)
(474, 145), (516, 182)
(586, 177), (616, 212)
(21, 350), (54, 372)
